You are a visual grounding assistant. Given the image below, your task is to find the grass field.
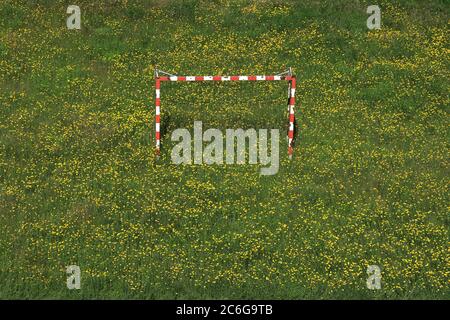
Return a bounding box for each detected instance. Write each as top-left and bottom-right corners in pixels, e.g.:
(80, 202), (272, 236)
(0, 0), (448, 299)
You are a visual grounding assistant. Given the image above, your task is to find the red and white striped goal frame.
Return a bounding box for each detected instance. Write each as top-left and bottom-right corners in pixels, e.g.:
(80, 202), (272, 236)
(154, 68), (297, 158)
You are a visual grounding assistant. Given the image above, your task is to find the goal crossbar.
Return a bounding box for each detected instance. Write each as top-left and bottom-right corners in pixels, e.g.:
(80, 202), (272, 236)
(154, 68), (297, 158)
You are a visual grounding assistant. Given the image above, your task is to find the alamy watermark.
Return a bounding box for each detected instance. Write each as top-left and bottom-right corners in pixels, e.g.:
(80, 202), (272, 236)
(366, 265), (382, 290)
(66, 265), (81, 289)
(367, 5), (381, 30)
(171, 121), (280, 175)
(67, 5), (81, 30)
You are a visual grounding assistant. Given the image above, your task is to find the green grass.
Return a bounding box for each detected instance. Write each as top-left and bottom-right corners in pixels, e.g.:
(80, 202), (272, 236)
(0, 0), (448, 299)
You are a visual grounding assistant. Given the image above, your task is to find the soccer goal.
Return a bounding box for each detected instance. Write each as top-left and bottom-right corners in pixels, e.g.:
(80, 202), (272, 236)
(153, 67), (297, 158)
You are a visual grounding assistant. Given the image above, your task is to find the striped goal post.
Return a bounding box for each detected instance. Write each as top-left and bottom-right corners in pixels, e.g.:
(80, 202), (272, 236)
(154, 67), (297, 159)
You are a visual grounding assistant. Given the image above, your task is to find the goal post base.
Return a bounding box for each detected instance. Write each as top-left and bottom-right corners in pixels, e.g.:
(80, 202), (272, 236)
(288, 146), (293, 160)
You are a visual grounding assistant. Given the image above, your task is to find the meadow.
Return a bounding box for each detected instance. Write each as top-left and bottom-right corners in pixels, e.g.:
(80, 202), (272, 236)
(0, 0), (448, 299)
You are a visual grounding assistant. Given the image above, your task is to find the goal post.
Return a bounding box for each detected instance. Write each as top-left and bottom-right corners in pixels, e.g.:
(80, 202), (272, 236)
(154, 67), (297, 159)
